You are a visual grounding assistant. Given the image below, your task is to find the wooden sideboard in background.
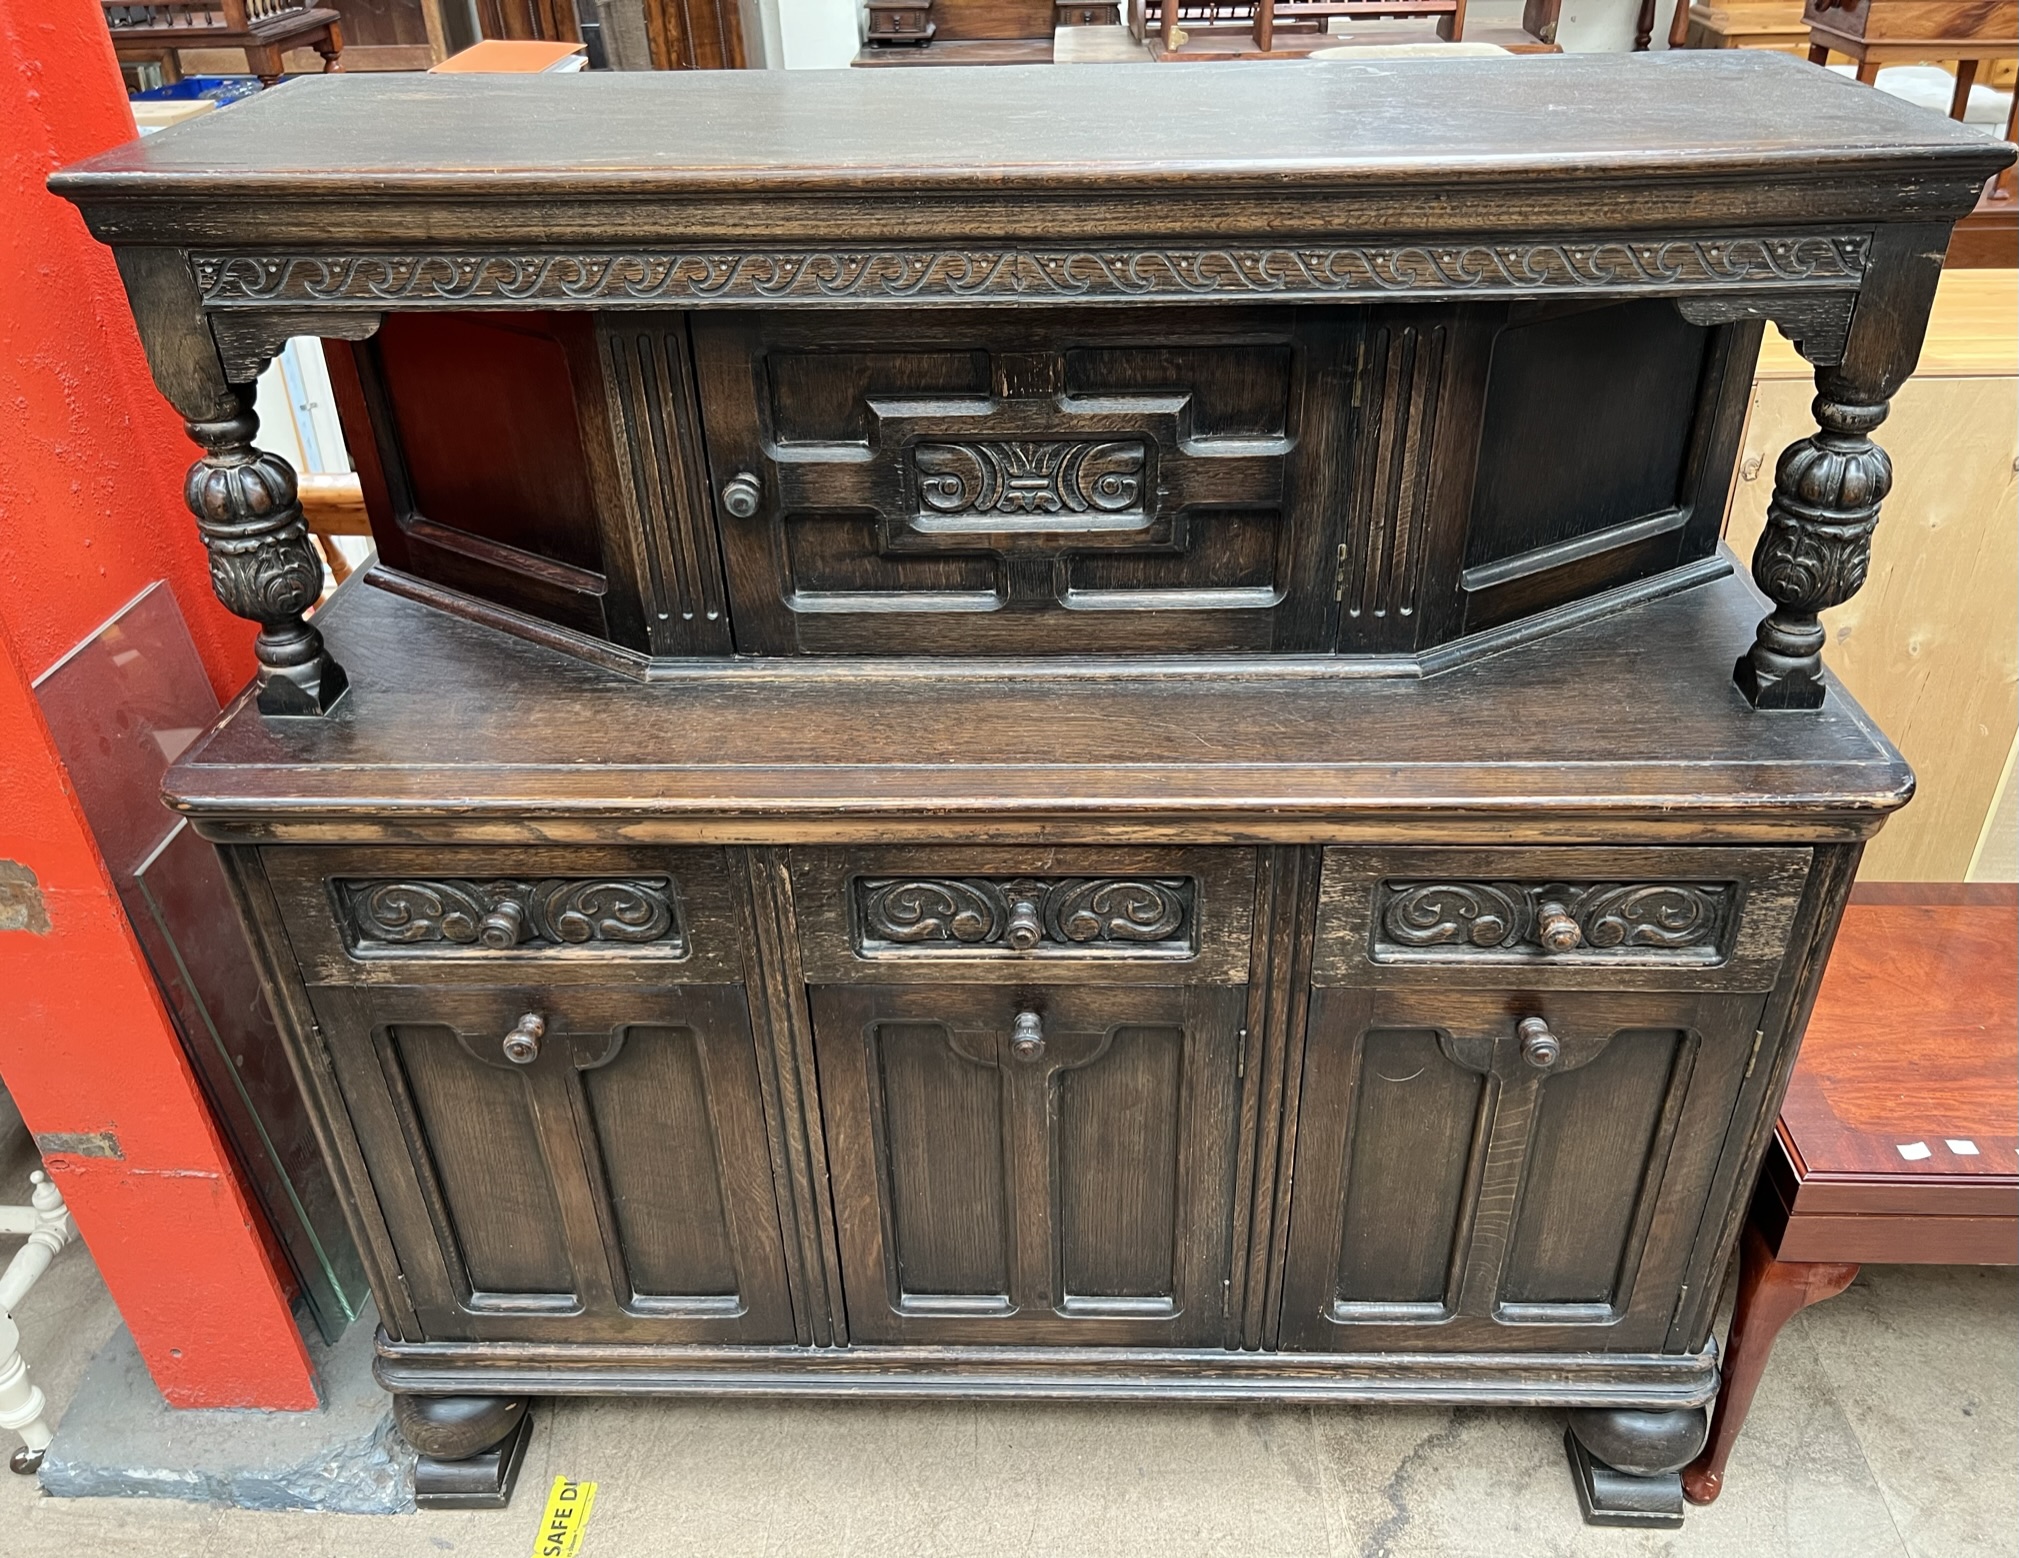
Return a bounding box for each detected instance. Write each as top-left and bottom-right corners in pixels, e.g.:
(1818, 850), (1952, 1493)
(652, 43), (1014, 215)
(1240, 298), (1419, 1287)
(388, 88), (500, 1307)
(1728, 270), (2019, 881)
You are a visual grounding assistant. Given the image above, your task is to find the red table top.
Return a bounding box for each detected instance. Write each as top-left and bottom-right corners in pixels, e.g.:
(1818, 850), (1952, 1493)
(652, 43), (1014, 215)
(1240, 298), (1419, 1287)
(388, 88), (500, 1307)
(1780, 884), (2018, 1187)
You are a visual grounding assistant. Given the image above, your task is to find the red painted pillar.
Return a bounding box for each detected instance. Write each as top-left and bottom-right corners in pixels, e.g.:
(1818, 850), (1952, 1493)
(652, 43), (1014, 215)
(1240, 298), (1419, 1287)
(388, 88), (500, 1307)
(0, 0), (319, 1408)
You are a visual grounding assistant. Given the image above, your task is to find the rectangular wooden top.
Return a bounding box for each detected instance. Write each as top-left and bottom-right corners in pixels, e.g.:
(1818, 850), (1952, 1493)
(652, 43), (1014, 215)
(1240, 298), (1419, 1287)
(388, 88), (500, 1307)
(1779, 885), (2019, 1191)
(164, 566), (1913, 844)
(52, 54), (2010, 245)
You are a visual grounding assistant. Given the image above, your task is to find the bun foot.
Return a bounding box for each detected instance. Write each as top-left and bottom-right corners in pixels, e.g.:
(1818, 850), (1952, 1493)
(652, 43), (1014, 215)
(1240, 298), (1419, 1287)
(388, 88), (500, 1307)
(1564, 1406), (1708, 1529)
(394, 1394), (533, 1509)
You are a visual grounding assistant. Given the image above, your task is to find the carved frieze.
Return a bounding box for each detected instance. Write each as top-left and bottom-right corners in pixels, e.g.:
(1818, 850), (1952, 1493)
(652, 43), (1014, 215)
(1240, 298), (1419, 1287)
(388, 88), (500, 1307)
(855, 876), (1194, 956)
(340, 877), (685, 954)
(189, 235), (1868, 309)
(1377, 880), (1731, 959)
(913, 439), (1148, 522)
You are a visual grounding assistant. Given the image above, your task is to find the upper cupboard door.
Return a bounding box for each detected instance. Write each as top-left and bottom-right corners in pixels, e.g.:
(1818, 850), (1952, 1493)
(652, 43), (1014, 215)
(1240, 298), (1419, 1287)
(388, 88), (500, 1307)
(690, 308), (1355, 655)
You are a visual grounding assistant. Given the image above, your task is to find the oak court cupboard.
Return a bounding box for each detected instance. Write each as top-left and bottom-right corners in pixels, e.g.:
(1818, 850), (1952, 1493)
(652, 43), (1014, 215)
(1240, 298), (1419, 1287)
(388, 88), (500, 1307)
(51, 54), (2011, 1526)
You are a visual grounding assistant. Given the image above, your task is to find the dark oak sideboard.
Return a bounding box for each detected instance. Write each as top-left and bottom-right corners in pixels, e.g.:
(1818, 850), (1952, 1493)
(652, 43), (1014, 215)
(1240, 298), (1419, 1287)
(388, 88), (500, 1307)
(51, 54), (2010, 1525)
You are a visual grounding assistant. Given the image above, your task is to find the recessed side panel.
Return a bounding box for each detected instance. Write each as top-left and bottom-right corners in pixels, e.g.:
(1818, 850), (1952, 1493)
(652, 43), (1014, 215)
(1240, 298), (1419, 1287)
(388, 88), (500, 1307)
(1333, 1028), (1486, 1313)
(1500, 1027), (1693, 1311)
(1457, 301), (1756, 632)
(379, 1021), (577, 1304)
(579, 1024), (739, 1301)
(1057, 1024), (1184, 1306)
(873, 1019), (1013, 1305)
(327, 313), (648, 649)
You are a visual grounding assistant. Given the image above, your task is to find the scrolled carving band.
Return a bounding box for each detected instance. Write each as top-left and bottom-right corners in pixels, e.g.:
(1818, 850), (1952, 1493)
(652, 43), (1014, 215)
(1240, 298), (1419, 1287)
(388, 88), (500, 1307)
(341, 876), (682, 951)
(856, 876), (1193, 952)
(1379, 880), (1730, 955)
(191, 235), (1868, 308)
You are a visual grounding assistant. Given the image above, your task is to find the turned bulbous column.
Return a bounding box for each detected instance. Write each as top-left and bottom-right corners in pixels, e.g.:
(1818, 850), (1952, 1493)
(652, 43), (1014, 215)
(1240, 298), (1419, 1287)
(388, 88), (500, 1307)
(185, 391), (348, 716)
(1733, 390), (1892, 711)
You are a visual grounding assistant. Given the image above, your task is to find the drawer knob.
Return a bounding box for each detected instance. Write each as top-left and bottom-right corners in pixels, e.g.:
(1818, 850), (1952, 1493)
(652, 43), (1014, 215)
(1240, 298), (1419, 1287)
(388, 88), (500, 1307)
(1535, 900), (1582, 953)
(502, 1013), (546, 1065)
(1518, 1016), (1561, 1069)
(1010, 1010), (1045, 1062)
(1006, 898), (1043, 953)
(478, 897), (527, 950)
(720, 471), (762, 520)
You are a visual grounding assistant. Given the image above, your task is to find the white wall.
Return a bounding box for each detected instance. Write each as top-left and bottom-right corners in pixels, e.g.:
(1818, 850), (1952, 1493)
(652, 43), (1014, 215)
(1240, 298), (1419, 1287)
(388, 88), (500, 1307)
(766, 0), (862, 67)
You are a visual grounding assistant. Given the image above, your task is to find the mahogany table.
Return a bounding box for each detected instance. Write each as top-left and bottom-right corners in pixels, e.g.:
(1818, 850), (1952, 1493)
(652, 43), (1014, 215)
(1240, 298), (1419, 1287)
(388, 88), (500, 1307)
(1684, 882), (2019, 1503)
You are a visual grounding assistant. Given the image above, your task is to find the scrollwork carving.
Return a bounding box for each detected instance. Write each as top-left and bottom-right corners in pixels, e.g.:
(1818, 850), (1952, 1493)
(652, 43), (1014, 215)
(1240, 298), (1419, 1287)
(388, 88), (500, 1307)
(1576, 884), (1724, 949)
(341, 877), (685, 954)
(1048, 879), (1188, 943)
(1382, 883), (1527, 948)
(190, 234), (1868, 309)
(855, 876), (1193, 954)
(1378, 881), (1731, 958)
(913, 440), (1147, 519)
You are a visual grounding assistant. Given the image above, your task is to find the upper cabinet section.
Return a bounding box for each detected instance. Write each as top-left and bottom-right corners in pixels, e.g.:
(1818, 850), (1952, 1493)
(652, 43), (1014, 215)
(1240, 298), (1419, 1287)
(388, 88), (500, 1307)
(52, 54), (2009, 675)
(317, 297), (1755, 662)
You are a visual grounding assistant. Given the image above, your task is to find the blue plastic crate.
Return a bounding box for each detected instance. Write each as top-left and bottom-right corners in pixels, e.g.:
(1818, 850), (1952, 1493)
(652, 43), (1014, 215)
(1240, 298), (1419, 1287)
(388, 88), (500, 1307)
(130, 75), (265, 106)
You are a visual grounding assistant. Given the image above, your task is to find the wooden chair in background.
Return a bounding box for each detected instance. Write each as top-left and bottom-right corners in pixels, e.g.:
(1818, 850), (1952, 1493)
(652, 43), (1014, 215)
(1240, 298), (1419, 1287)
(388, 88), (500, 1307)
(100, 1), (344, 86)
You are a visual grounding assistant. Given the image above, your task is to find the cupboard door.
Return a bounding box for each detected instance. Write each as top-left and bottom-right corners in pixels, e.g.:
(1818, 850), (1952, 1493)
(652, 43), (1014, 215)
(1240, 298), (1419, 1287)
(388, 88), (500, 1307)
(310, 983), (794, 1343)
(1280, 988), (1761, 1353)
(813, 983), (1243, 1344)
(691, 308), (1354, 656)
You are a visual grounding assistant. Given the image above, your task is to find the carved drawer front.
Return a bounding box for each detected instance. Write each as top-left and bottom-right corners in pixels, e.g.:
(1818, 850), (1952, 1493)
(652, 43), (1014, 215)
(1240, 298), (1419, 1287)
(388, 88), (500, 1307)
(263, 845), (743, 987)
(812, 982), (1244, 1346)
(1313, 846), (1811, 992)
(306, 983), (795, 1344)
(690, 308), (1356, 656)
(790, 846), (1255, 985)
(1280, 986), (1766, 1353)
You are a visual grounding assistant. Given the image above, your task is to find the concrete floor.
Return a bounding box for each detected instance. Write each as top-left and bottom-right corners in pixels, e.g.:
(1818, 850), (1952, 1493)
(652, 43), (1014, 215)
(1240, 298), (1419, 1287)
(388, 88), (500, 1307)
(0, 1125), (2012, 1557)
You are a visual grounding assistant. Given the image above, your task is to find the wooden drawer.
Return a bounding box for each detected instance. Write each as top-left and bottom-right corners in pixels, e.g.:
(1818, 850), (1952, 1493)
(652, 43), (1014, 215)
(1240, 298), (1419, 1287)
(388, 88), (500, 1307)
(1312, 846), (1811, 992)
(262, 845), (744, 987)
(789, 846), (1255, 984)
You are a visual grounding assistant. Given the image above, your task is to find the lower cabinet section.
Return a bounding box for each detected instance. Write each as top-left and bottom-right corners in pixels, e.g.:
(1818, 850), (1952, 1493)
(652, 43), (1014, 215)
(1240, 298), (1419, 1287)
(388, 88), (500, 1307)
(280, 843), (1828, 1380)
(1279, 988), (1764, 1352)
(308, 983), (796, 1343)
(811, 983), (1245, 1345)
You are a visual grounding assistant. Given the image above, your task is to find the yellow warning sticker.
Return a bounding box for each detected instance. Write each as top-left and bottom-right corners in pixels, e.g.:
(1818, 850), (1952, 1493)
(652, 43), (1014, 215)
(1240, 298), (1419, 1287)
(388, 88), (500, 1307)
(532, 1474), (598, 1558)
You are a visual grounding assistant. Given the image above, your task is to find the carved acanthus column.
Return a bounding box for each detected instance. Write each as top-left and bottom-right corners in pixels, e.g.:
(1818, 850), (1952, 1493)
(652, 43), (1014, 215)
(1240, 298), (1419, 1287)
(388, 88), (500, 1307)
(1732, 384), (1892, 711)
(184, 390), (348, 715)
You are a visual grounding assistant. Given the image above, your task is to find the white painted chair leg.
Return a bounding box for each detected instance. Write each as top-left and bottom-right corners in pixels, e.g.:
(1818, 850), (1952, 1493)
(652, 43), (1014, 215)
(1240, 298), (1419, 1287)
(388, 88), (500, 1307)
(0, 1173), (77, 1474)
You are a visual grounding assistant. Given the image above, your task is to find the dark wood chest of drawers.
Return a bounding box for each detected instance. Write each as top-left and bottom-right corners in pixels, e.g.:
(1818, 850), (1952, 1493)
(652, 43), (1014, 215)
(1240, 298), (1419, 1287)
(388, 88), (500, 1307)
(53, 52), (2009, 1523)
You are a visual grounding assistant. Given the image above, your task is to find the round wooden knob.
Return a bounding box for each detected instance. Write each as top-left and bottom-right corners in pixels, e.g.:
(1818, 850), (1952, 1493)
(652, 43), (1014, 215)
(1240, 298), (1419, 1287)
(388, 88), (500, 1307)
(1006, 899), (1043, 952)
(478, 897), (526, 950)
(1535, 900), (1582, 953)
(720, 471), (762, 519)
(1010, 1010), (1045, 1062)
(502, 1013), (546, 1065)
(1518, 1016), (1560, 1069)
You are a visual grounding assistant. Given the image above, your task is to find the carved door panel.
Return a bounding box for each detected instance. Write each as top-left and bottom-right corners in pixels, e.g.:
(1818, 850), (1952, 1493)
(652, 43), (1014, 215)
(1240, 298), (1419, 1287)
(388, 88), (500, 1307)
(309, 983), (794, 1343)
(813, 983), (1243, 1344)
(1279, 987), (1762, 1353)
(690, 308), (1355, 655)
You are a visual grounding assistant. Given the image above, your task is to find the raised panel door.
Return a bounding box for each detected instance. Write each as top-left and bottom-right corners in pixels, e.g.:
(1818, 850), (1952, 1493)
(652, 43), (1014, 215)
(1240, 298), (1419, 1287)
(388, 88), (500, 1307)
(1279, 987), (1762, 1352)
(813, 982), (1243, 1344)
(308, 983), (794, 1343)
